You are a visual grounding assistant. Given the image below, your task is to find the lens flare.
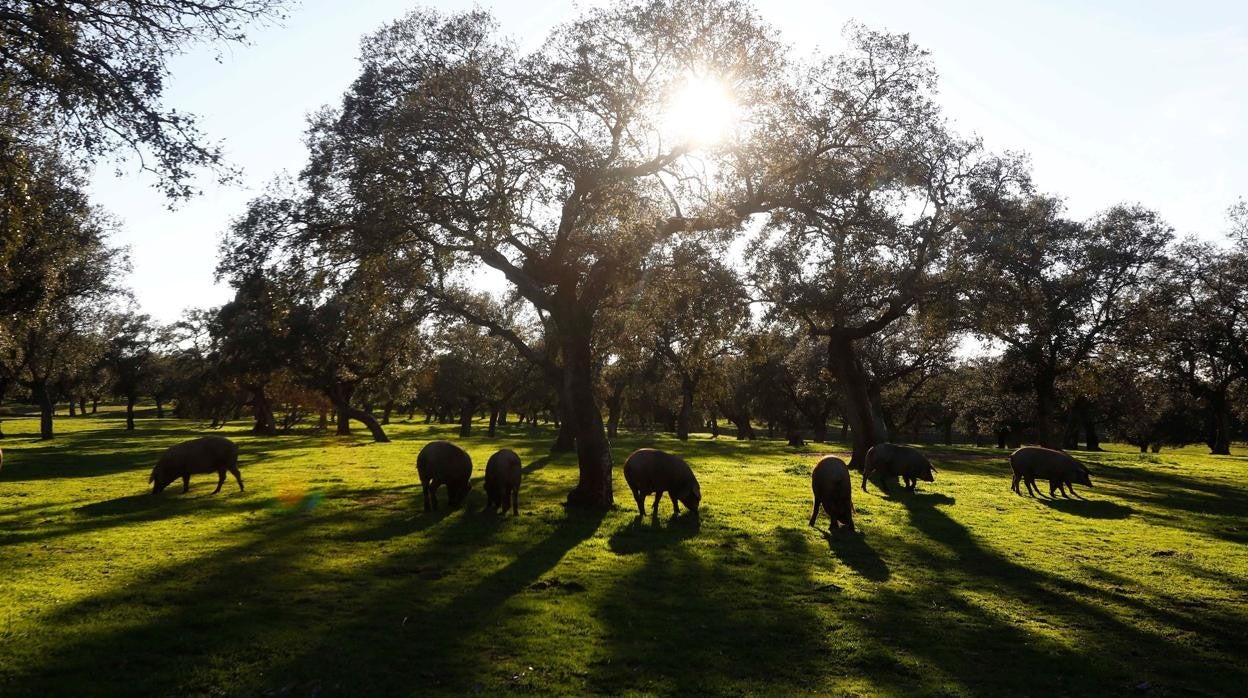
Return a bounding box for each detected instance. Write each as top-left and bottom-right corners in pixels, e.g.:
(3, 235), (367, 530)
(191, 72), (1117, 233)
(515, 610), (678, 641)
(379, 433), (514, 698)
(272, 482), (323, 514)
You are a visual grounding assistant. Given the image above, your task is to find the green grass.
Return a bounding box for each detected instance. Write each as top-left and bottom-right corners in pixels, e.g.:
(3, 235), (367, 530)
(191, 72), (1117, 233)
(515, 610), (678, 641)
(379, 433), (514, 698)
(1, 408), (1246, 696)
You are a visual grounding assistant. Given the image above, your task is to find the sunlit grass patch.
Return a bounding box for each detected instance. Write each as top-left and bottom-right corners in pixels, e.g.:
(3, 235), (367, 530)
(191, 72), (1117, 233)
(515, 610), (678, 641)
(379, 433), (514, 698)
(1, 408), (1246, 695)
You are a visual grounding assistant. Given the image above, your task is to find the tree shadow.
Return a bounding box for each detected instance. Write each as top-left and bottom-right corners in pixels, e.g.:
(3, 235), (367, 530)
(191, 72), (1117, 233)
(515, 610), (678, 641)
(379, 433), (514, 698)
(1037, 498), (1133, 519)
(589, 525), (827, 694)
(4, 493), (606, 696)
(1, 491), (270, 547)
(522, 455), (552, 475)
(883, 492), (1248, 695)
(265, 508), (608, 694)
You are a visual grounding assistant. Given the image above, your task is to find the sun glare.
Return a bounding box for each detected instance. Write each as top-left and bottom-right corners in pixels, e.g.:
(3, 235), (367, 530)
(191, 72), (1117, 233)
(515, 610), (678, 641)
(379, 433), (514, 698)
(663, 73), (738, 150)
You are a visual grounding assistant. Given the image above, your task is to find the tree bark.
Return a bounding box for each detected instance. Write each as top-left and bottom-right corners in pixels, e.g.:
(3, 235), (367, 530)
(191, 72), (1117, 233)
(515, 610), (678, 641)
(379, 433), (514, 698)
(79, 397), (87, 415)
(458, 401), (475, 437)
(827, 335), (877, 470)
(811, 415), (828, 443)
(347, 404), (390, 442)
(786, 422), (805, 447)
(154, 398), (165, 419)
(676, 375), (695, 441)
(327, 382), (389, 442)
(1208, 391), (1232, 455)
(337, 406), (350, 435)
(559, 323), (613, 509)
(550, 395), (576, 453)
(488, 405), (499, 437)
(318, 408), (328, 431)
(605, 386), (624, 439)
(125, 394), (136, 431)
(250, 385), (277, 436)
(1083, 416), (1101, 451)
(36, 381), (54, 440)
(68, 399), (76, 417)
(382, 401), (393, 425)
(91, 398), (98, 414)
(1033, 371), (1060, 449)
(726, 410), (756, 440)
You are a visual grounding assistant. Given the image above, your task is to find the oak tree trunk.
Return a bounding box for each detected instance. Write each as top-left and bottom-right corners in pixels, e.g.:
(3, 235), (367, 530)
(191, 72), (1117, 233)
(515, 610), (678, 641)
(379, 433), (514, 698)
(676, 375), (695, 441)
(1208, 392), (1232, 455)
(559, 325), (613, 509)
(827, 335), (877, 470)
(250, 385), (277, 436)
(36, 381), (54, 440)
(1033, 372), (1060, 449)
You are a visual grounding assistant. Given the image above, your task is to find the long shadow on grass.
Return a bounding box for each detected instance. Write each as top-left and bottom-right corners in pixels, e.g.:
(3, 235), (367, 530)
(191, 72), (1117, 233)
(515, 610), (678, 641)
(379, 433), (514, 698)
(2, 508), (355, 696)
(590, 521), (829, 694)
(880, 493), (1248, 695)
(262, 507), (607, 694)
(1037, 498), (1133, 519)
(606, 512), (700, 555)
(0, 490), (271, 547)
(0, 426), (332, 483)
(4, 481), (592, 695)
(821, 528), (890, 582)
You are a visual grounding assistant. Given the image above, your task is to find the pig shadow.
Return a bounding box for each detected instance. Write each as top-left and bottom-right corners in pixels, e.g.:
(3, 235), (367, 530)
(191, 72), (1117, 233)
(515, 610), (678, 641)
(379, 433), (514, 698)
(608, 511), (701, 555)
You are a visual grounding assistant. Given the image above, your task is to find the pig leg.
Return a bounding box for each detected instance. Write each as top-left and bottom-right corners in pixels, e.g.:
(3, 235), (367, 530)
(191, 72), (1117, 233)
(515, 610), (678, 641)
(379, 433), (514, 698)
(671, 491), (680, 515)
(1023, 476), (1039, 497)
(837, 501), (855, 531)
(861, 468), (871, 492)
(633, 489), (646, 516)
(1011, 472), (1022, 494)
(511, 486), (519, 516)
(651, 491), (662, 516)
(229, 465), (244, 491)
(182, 472), (191, 493)
(422, 479), (433, 511)
(212, 469), (226, 494)
(809, 498), (821, 526)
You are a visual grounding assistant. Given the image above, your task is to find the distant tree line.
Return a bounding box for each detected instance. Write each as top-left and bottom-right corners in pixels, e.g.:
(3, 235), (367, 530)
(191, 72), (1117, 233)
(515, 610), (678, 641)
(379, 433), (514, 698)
(1, 1), (1245, 511)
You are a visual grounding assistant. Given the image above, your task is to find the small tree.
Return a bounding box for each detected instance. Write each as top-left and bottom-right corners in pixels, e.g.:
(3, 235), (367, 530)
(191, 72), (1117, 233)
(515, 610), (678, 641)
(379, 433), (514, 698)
(104, 312), (157, 430)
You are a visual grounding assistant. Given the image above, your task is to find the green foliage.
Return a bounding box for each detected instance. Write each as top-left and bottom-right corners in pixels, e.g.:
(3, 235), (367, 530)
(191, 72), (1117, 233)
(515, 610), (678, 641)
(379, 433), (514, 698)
(1, 409), (1245, 695)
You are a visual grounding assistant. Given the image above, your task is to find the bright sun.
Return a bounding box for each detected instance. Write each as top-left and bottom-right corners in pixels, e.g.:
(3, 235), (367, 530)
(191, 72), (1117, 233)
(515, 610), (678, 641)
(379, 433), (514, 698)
(662, 73), (738, 149)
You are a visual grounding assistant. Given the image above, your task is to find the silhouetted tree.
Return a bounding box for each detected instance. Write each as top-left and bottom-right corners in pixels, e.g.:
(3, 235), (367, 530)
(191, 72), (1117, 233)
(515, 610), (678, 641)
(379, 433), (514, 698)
(960, 197), (1171, 447)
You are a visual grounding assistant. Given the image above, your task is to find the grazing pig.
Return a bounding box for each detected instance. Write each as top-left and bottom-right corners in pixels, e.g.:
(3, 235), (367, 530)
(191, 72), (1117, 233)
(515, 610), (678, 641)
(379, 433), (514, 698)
(862, 443), (936, 493)
(1010, 446), (1092, 498)
(483, 448), (522, 515)
(150, 436), (243, 495)
(417, 441), (473, 511)
(809, 456), (855, 530)
(623, 448), (701, 516)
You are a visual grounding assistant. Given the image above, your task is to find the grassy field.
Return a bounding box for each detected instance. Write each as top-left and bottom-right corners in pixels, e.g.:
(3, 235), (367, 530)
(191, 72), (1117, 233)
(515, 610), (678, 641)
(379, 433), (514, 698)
(1, 408), (1246, 696)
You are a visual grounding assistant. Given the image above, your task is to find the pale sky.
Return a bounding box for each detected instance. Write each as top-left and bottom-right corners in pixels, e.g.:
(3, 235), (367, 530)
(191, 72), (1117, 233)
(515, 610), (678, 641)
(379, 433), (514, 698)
(90, 0), (1248, 323)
